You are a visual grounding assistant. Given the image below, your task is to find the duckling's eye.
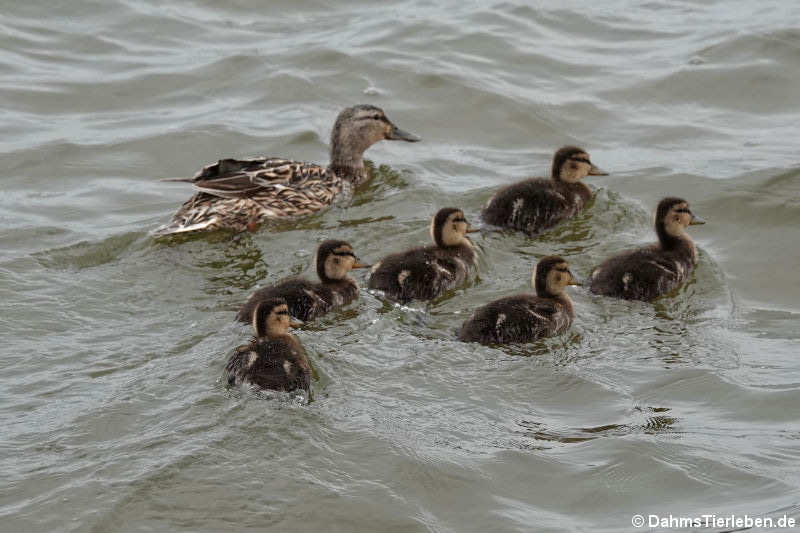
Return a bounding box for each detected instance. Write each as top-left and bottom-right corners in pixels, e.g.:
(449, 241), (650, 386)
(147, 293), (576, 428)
(453, 217), (467, 223)
(372, 114), (382, 120)
(276, 310), (290, 316)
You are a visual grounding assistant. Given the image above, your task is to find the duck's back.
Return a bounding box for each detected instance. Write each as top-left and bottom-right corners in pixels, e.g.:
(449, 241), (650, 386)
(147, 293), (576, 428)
(459, 294), (572, 344)
(589, 245), (695, 301)
(482, 178), (589, 235)
(368, 245), (475, 303)
(238, 278), (358, 323)
(154, 158), (343, 236)
(225, 336), (311, 392)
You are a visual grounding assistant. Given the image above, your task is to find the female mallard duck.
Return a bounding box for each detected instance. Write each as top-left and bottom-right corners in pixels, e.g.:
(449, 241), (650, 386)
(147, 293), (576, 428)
(237, 240), (368, 323)
(153, 104), (420, 236)
(482, 146), (607, 235)
(367, 207), (478, 303)
(458, 256), (580, 344)
(225, 298), (311, 392)
(589, 197), (706, 301)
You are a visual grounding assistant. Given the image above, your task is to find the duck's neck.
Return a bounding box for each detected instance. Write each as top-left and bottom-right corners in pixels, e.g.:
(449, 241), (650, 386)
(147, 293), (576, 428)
(328, 139), (369, 185)
(553, 176), (590, 197)
(657, 225), (697, 259)
(537, 290), (574, 318)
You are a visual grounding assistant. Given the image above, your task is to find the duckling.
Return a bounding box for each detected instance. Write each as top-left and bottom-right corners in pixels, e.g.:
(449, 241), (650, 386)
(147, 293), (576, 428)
(225, 298), (311, 392)
(367, 208), (478, 303)
(589, 197), (706, 301)
(153, 105), (420, 236)
(458, 256), (580, 344)
(482, 146), (607, 235)
(237, 240), (368, 323)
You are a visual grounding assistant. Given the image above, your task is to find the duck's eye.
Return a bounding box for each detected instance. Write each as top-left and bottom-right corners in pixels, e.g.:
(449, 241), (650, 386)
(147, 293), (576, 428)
(372, 114), (382, 120)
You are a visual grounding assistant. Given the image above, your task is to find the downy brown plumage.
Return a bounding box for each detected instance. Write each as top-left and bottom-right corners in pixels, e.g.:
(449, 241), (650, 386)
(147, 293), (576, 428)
(458, 256), (580, 344)
(237, 240), (368, 323)
(589, 197), (706, 301)
(225, 298), (311, 392)
(482, 146), (607, 235)
(367, 208), (478, 303)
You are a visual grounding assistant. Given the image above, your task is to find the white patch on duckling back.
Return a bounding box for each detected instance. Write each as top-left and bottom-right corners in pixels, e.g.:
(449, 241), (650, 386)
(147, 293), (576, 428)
(371, 261), (383, 274)
(397, 270), (411, 285)
(527, 309), (546, 321)
(622, 272), (632, 291)
(496, 313), (507, 329)
(647, 261), (672, 274)
(510, 198), (524, 221)
(591, 267), (601, 280)
(246, 351), (258, 369)
(675, 261), (685, 277)
(283, 360), (292, 375)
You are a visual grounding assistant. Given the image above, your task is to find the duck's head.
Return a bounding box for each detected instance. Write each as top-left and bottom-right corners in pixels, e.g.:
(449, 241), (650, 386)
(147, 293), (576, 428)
(551, 145), (607, 184)
(252, 297), (301, 338)
(430, 207), (479, 248)
(655, 197), (705, 244)
(533, 256), (581, 297)
(330, 105), (420, 163)
(314, 239), (369, 283)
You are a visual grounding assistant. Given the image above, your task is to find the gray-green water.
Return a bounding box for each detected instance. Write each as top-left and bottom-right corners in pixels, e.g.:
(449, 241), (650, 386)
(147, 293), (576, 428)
(2, 1), (800, 532)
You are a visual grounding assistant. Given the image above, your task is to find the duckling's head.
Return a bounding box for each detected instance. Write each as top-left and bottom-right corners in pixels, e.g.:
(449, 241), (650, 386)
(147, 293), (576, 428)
(430, 207), (479, 248)
(533, 256), (580, 297)
(330, 105), (420, 164)
(655, 197), (705, 244)
(314, 239), (368, 283)
(551, 145), (607, 184)
(252, 298), (298, 338)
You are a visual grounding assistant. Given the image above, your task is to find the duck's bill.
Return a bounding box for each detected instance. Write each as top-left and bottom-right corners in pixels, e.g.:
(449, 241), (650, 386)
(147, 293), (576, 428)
(588, 164), (609, 176)
(352, 261), (371, 269)
(387, 124), (421, 142)
(568, 273), (583, 286)
(690, 215), (706, 225)
(289, 319), (304, 328)
(466, 226), (481, 233)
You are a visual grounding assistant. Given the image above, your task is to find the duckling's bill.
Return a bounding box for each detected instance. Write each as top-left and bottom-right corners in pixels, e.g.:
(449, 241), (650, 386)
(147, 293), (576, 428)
(588, 163), (608, 176)
(690, 214), (706, 225)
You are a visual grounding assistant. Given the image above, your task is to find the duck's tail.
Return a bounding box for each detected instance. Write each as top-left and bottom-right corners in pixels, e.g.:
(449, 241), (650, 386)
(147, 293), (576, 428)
(159, 177), (195, 183)
(150, 216), (220, 238)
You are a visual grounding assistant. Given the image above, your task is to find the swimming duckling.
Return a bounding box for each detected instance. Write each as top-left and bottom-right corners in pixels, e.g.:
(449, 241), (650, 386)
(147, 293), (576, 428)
(237, 240), (368, 323)
(225, 298), (311, 392)
(589, 197), (706, 301)
(458, 256), (580, 344)
(482, 146), (607, 235)
(153, 105), (420, 236)
(367, 208), (478, 303)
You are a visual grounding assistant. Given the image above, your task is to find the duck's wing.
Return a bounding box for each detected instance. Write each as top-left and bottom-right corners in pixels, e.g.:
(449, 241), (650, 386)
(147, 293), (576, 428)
(590, 247), (685, 301)
(368, 248), (460, 302)
(460, 295), (565, 344)
(224, 344), (254, 386)
(237, 279), (326, 323)
(483, 179), (572, 234)
(190, 158), (337, 200)
(248, 340), (311, 392)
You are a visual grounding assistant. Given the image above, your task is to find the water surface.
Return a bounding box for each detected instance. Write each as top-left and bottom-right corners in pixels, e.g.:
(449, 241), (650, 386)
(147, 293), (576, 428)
(2, 1), (800, 532)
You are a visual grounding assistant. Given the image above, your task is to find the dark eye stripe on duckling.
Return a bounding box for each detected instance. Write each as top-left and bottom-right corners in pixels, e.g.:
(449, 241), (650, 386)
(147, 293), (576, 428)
(452, 217), (467, 223)
(331, 250), (356, 257)
(568, 157), (592, 165)
(361, 114), (388, 122)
